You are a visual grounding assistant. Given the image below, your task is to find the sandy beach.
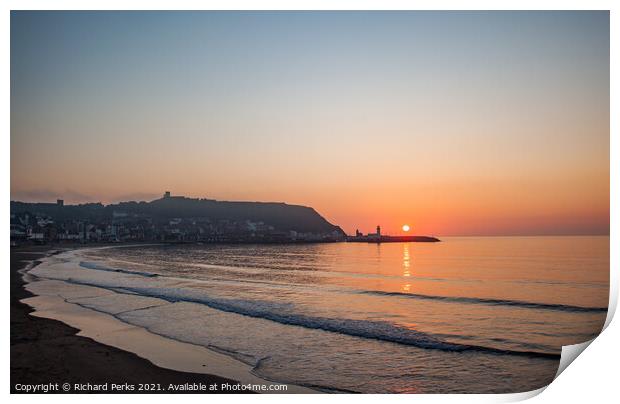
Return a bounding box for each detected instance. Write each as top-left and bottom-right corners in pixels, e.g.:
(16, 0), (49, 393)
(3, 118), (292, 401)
(10, 246), (251, 394)
(16, 240), (594, 393)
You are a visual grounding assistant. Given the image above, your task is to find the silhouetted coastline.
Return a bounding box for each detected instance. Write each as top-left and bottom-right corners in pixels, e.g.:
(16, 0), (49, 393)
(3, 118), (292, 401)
(11, 193), (439, 245)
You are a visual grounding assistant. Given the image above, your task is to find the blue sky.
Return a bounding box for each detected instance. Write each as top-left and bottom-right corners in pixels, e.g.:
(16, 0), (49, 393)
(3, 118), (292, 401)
(11, 11), (609, 235)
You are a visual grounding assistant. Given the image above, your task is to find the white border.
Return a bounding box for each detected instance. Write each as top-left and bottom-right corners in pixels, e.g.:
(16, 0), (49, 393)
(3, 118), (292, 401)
(3, 2), (617, 403)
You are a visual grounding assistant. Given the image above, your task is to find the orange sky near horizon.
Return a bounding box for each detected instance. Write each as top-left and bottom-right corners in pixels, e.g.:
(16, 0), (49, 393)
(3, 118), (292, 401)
(10, 12), (610, 236)
(10, 160), (610, 236)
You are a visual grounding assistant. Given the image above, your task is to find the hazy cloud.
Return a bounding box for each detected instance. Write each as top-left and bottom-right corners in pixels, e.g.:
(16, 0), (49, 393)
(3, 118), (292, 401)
(11, 189), (98, 204)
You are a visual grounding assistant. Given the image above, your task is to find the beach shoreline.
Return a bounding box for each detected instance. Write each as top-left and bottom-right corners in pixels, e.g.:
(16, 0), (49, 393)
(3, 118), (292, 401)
(12, 239), (595, 393)
(10, 245), (309, 394)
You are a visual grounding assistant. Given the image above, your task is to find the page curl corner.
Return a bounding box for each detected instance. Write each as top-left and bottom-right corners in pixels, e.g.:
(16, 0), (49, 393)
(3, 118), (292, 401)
(554, 339), (594, 380)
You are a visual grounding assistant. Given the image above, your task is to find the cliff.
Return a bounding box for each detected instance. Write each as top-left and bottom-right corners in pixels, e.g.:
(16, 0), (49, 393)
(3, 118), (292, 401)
(10, 196), (345, 236)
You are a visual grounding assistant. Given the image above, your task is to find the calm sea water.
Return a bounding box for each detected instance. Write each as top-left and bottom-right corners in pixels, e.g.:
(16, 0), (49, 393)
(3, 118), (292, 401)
(41, 236), (609, 393)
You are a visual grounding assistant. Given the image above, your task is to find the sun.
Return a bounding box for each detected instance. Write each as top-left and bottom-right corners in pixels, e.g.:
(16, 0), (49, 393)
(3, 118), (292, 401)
(402, 224), (410, 232)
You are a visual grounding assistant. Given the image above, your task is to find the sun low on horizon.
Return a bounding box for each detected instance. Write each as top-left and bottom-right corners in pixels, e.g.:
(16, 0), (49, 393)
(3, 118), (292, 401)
(402, 225), (410, 232)
(9, 11), (610, 237)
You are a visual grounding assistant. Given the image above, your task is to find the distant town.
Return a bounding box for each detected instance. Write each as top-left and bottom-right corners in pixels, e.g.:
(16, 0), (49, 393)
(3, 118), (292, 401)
(10, 191), (439, 246)
(10, 192), (346, 245)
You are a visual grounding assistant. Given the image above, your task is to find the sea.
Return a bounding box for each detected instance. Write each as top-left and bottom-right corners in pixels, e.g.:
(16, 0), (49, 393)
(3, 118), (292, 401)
(30, 236), (609, 393)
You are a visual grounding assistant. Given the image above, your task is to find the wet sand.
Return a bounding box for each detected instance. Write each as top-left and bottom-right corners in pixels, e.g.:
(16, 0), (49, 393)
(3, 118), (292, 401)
(10, 246), (250, 394)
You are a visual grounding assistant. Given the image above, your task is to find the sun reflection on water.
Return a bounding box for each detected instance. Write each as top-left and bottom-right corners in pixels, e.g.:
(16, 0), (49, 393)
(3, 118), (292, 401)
(403, 244), (411, 281)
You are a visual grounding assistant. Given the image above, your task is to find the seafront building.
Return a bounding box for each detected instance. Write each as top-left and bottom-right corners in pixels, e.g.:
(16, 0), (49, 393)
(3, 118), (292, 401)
(353, 225), (381, 240)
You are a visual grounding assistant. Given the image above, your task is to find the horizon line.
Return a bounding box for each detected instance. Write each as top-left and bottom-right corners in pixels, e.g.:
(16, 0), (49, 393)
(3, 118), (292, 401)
(10, 198), (609, 239)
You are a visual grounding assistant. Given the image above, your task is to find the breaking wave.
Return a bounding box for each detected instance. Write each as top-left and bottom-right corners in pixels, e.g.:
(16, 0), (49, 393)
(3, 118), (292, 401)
(359, 290), (607, 313)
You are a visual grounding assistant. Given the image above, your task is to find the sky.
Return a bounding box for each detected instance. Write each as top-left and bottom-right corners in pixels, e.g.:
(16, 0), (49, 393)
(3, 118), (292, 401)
(10, 11), (609, 236)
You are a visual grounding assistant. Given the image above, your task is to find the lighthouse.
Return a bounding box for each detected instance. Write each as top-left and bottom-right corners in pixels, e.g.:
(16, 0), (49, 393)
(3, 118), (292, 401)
(376, 225), (381, 237)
